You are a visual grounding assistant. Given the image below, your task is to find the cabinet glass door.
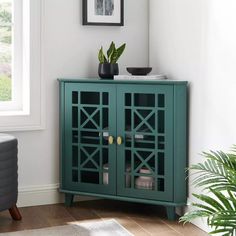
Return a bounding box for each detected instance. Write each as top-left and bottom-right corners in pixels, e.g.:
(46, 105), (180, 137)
(116, 85), (173, 201)
(64, 83), (116, 195)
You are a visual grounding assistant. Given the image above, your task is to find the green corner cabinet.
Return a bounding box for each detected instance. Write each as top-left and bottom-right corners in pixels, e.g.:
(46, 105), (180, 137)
(58, 78), (188, 220)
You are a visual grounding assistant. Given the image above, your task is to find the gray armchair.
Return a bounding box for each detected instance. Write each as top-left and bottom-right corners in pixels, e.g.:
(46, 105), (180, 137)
(0, 134), (21, 220)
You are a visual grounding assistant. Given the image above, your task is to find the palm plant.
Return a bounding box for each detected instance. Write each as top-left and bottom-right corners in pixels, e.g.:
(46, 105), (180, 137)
(180, 146), (236, 236)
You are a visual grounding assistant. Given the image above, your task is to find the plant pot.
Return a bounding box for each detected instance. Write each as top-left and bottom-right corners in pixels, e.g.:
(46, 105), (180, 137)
(98, 63), (119, 79)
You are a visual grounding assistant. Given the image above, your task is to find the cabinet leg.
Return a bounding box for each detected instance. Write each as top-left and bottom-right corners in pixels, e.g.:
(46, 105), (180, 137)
(65, 193), (74, 207)
(9, 205), (22, 221)
(166, 206), (176, 221)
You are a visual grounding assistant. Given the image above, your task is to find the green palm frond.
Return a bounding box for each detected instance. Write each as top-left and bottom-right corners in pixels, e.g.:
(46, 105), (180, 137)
(179, 210), (210, 223)
(190, 150), (236, 192)
(180, 146), (236, 236)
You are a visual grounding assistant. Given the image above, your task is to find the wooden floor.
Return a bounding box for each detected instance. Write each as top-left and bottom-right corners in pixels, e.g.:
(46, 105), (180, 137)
(0, 200), (208, 235)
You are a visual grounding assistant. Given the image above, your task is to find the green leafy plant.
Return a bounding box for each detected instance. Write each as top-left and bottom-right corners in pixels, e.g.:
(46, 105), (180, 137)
(180, 146), (236, 236)
(98, 41), (126, 64)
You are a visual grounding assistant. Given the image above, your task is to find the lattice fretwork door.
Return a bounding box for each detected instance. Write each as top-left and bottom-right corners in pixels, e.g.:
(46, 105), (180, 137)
(64, 83), (117, 195)
(116, 85), (174, 201)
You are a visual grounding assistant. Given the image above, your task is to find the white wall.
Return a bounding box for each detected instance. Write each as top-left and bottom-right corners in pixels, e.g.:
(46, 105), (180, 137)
(150, 0), (236, 231)
(9, 0), (149, 206)
(8, 0), (236, 232)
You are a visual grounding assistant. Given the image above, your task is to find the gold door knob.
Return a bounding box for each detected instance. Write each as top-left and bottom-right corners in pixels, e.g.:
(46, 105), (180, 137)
(108, 136), (114, 145)
(117, 136), (123, 145)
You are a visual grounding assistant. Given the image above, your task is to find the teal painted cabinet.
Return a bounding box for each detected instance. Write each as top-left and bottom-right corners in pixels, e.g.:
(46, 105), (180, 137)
(59, 79), (188, 220)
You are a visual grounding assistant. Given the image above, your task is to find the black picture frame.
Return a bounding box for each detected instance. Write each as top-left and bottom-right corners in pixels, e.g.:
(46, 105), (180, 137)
(82, 0), (124, 26)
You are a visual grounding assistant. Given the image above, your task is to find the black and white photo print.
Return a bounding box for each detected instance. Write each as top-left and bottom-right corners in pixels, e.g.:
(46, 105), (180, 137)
(95, 0), (114, 16)
(83, 0), (123, 26)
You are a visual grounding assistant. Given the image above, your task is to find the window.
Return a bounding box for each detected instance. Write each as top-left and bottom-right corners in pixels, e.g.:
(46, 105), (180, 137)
(0, 0), (45, 131)
(0, 0), (13, 102)
(0, 0), (29, 113)
(0, 0), (12, 101)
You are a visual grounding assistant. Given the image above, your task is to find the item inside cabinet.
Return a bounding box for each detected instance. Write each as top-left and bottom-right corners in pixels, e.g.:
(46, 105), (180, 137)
(103, 163), (131, 187)
(135, 168), (155, 190)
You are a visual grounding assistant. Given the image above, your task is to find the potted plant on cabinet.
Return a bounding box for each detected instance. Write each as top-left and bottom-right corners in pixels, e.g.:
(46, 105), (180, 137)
(98, 41), (126, 79)
(180, 146), (236, 236)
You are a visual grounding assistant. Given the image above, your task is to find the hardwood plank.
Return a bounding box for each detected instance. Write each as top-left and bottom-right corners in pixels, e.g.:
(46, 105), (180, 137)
(0, 200), (207, 235)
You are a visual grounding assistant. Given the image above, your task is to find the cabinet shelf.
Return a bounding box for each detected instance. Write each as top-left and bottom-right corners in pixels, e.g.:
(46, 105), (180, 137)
(124, 147), (161, 151)
(124, 106), (166, 111)
(126, 139), (157, 144)
(72, 104), (109, 108)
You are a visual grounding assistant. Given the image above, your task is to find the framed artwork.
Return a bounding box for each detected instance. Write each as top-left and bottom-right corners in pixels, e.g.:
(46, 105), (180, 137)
(82, 0), (124, 26)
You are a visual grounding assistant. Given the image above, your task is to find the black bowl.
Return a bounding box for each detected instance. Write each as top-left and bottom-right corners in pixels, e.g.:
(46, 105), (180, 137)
(126, 67), (152, 76)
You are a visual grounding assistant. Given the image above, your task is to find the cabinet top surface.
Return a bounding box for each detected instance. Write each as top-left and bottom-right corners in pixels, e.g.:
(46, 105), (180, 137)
(58, 78), (188, 85)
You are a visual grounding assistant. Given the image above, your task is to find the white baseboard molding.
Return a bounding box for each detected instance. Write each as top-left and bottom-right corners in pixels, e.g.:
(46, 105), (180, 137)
(191, 218), (210, 233)
(17, 184), (97, 207)
(176, 198), (210, 233)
